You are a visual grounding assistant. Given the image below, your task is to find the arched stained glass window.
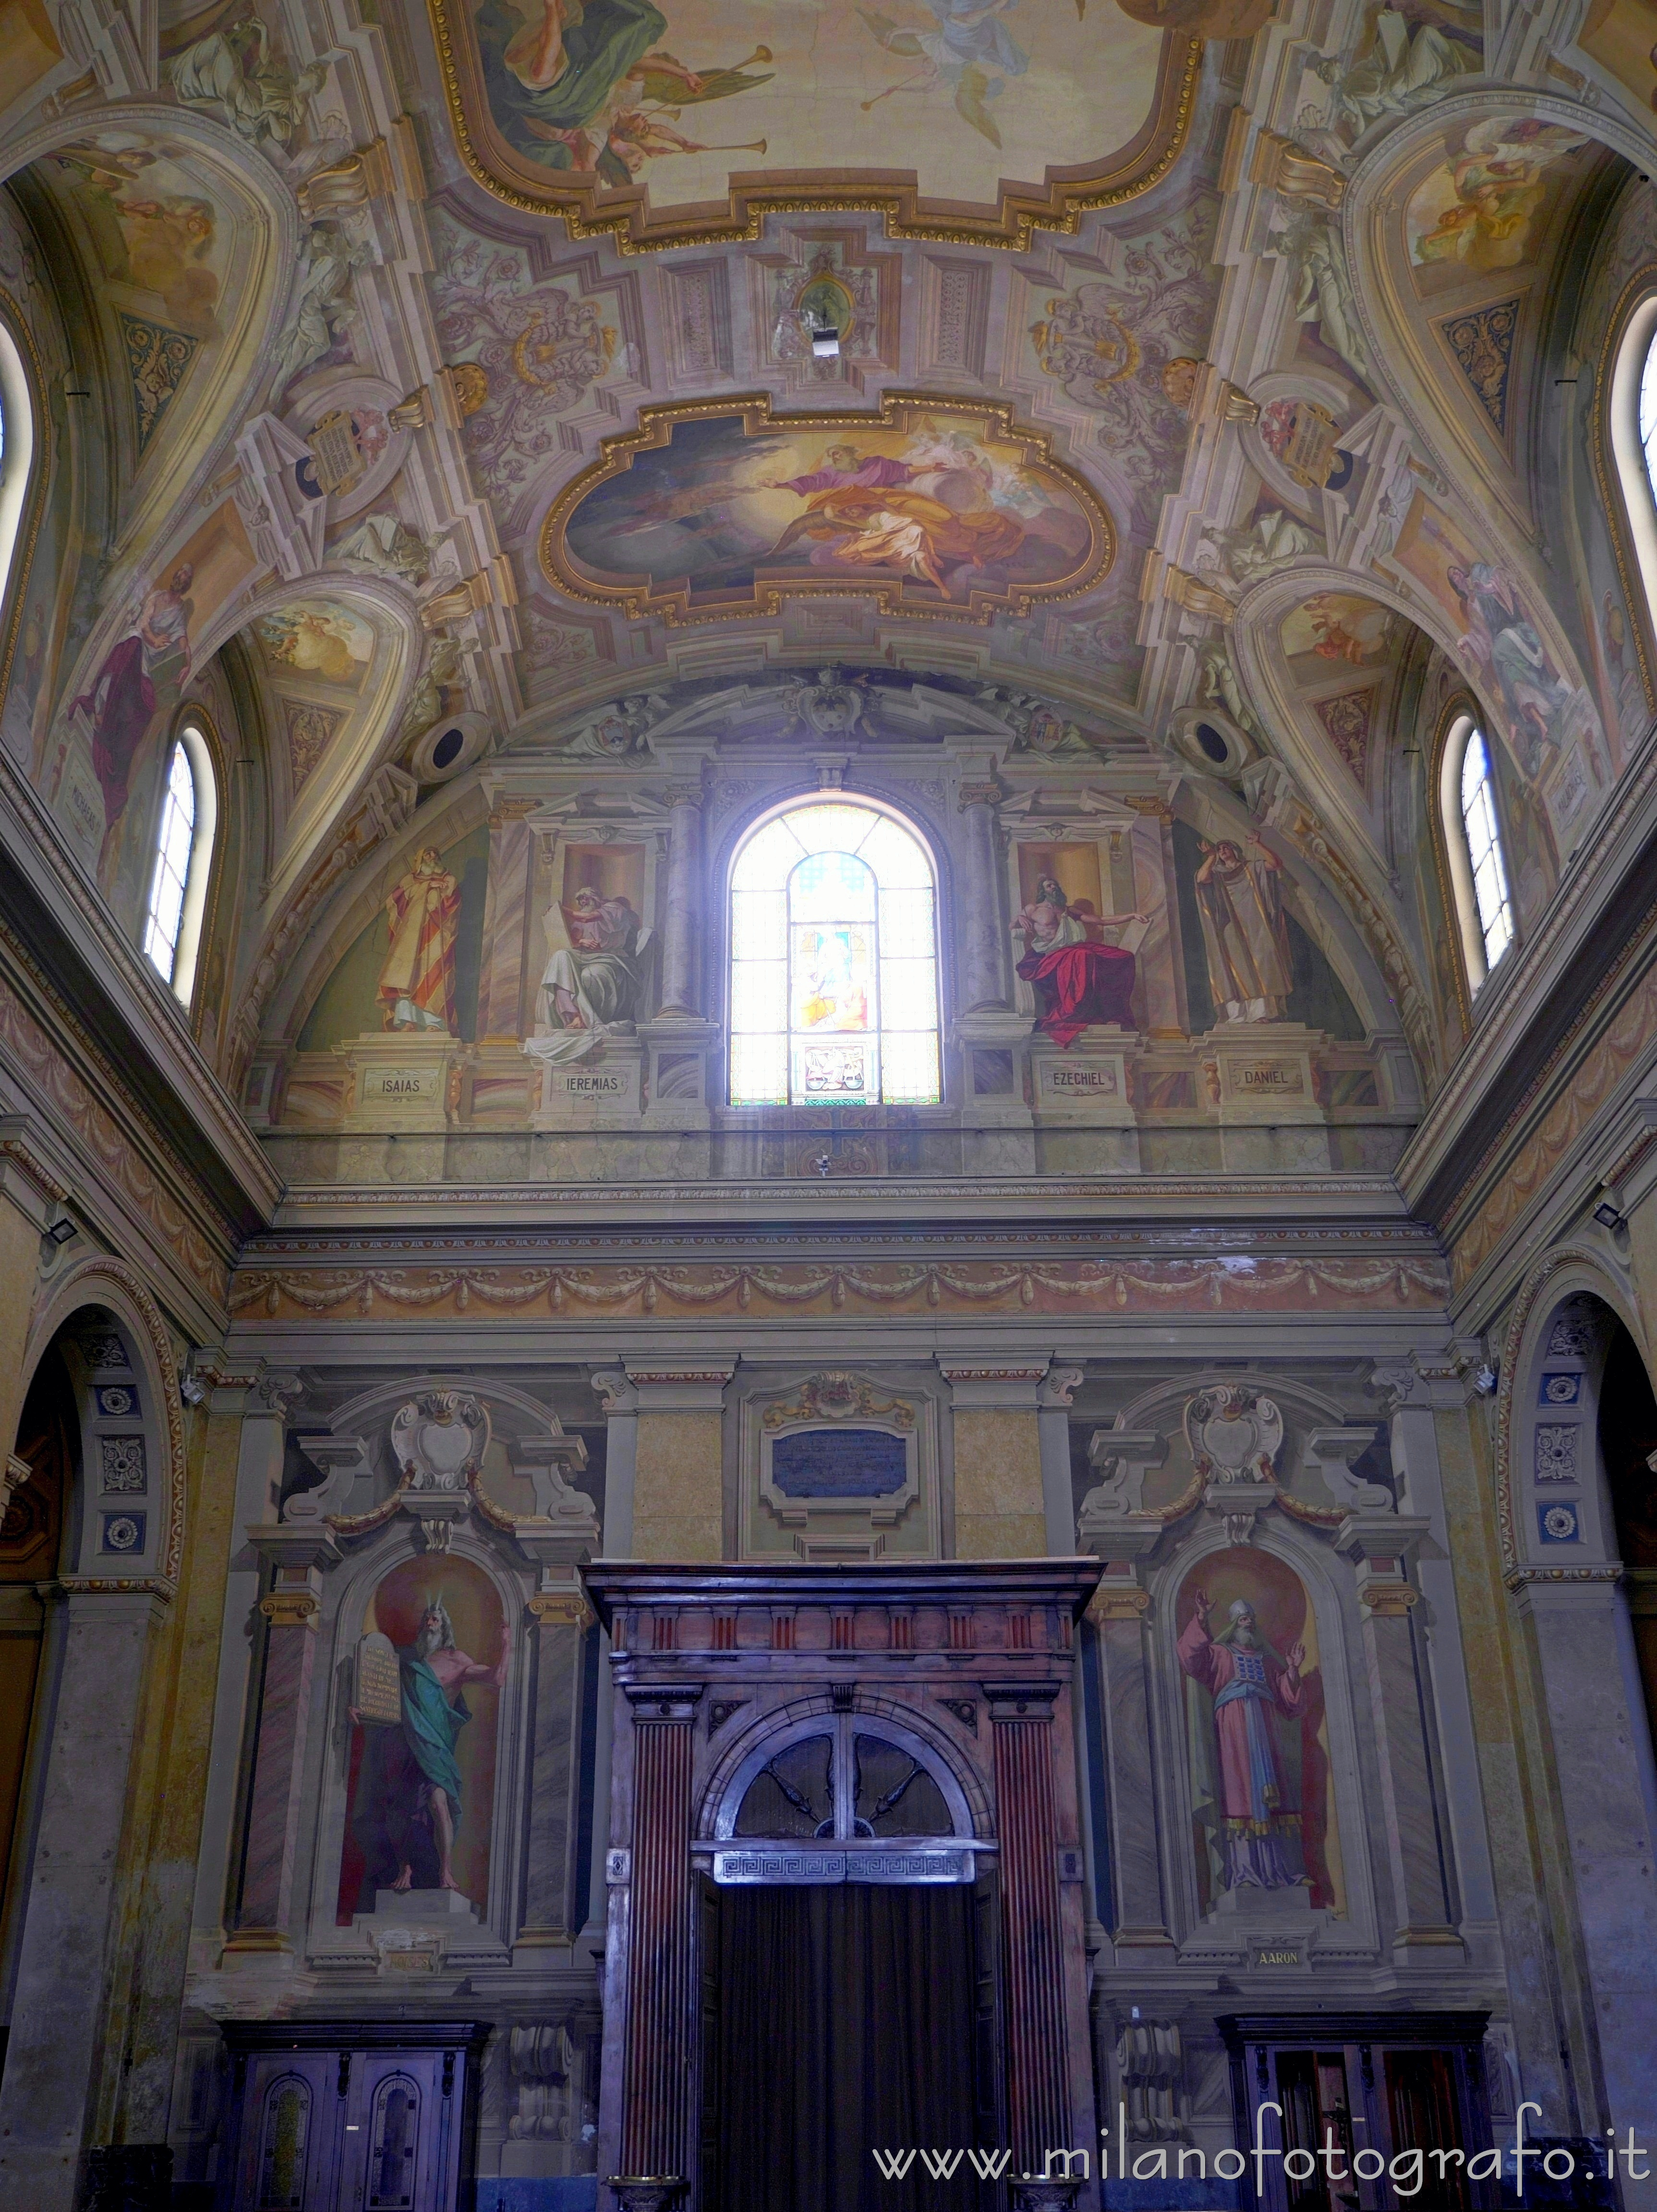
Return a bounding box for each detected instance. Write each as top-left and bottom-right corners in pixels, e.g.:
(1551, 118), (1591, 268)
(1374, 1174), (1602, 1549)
(142, 723), (217, 1004)
(728, 800), (940, 1107)
(1440, 714), (1514, 995)
(1458, 726), (1514, 974)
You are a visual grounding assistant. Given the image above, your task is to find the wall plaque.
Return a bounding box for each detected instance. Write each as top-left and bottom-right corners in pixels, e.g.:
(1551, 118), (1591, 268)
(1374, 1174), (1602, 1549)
(770, 1427), (908, 1499)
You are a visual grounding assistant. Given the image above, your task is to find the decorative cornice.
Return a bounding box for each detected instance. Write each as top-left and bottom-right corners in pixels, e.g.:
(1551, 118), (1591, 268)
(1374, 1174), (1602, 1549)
(229, 1253), (1451, 1327)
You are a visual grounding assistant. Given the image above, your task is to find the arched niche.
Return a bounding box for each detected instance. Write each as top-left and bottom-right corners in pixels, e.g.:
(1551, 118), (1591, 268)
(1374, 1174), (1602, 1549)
(297, 1525), (532, 1958)
(0, 1277), (185, 2170)
(1144, 1523), (1380, 1957)
(1494, 1256), (1657, 2157)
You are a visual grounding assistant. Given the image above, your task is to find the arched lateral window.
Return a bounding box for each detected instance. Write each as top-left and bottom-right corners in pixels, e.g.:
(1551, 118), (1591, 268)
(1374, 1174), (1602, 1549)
(728, 799), (940, 1108)
(1608, 296), (1657, 636)
(1439, 715), (1513, 992)
(0, 315), (35, 622)
(142, 722), (216, 1003)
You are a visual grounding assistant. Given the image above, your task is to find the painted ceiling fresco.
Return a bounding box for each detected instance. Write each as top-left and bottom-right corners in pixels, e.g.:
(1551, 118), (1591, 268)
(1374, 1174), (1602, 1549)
(0, 0), (1649, 1160)
(545, 397), (1111, 619)
(435, 0), (1197, 245)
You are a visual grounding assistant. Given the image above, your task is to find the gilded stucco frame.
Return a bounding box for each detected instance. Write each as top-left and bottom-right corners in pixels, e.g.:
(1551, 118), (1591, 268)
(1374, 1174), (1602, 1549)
(539, 390), (1116, 627)
(426, 0), (1201, 254)
(1590, 259), (1657, 718)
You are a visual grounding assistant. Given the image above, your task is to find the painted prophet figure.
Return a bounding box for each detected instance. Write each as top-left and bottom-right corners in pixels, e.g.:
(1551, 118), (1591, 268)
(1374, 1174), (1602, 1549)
(350, 1600), (507, 1899)
(1179, 1591), (1309, 1892)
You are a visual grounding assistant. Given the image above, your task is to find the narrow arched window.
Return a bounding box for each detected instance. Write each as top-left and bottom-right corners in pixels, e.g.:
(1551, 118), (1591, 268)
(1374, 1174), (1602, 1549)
(1440, 716), (1513, 992)
(728, 799), (940, 1107)
(142, 724), (216, 1003)
(1607, 297), (1657, 642)
(0, 317), (34, 619)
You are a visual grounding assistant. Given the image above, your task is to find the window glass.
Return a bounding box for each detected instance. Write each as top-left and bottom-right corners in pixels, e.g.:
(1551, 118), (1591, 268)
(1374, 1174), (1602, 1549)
(729, 801), (941, 1107)
(142, 740), (196, 984)
(1458, 726), (1514, 975)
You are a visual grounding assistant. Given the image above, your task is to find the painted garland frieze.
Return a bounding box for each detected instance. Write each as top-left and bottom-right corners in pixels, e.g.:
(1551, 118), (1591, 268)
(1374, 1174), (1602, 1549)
(540, 393), (1114, 623)
(428, 0), (1200, 249)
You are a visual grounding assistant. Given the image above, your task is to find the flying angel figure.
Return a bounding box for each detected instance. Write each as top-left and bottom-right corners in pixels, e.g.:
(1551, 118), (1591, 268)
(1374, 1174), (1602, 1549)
(858, 0), (1028, 148)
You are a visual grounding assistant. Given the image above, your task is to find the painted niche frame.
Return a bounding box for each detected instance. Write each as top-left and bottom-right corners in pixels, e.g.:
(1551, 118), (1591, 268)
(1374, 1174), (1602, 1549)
(427, 1), (1200, 254)
(539, 391), (1115, 628)
(739, 1368), (939, 1560)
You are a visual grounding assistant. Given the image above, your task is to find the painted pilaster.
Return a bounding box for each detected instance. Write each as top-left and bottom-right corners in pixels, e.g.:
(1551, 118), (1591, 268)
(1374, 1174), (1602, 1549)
(625, 1365), (731, 1561)
(1335, 1512), (1462, 1957)
(476, 795), (538, 1039)
(657, 754), (711, 1018)
(1371, 1357), (1501, 1949)
(513, 1437), (601, 1952)
(0, 1587), (164, 2212)
(231, 1524), (340, 1942)
(0, 1116), (61, 1457)
(188, 1370), (300, 1956)
(1513, 1571), (1657, 2160)
(943, 1360), (1048, 1558)
(1076, 1514), (1175, 1958)
(948, 745), (1010, 1016)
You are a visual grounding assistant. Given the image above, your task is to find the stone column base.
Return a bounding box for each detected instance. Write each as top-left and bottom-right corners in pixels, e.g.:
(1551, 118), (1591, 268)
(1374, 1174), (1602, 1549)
(85, 2145), (174, 2211)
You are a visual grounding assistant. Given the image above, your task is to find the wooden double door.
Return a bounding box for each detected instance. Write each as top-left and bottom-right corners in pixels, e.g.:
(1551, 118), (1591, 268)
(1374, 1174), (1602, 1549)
(222, 2023), (485, 2212)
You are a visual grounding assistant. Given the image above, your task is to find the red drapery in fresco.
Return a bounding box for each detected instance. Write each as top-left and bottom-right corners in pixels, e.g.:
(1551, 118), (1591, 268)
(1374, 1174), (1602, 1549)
(1016, 939), (1136, 1047)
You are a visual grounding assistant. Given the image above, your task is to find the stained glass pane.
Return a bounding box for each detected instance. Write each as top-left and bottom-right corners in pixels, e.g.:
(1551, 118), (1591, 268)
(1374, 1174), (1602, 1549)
(877, 885), (935, 958)
(878, 957), (936, 1030)
(728, 800), (940, 1108)
(796, 1038), (875, 1101)
(730, 1033), (787, 1104)
(790, 849), (876, 921)
(731, 815), (804, 891)
(880, 1031), (940, 1104)
(791, 923), (875, 1032)
(731, 958), (786, 1033)
(785, 802), (881, 856)
(731, 887), (786, 955)
(859, 814), (932, 887)
(143, 742), (197, 983)
(1642, 330), (1657, 491)
(1458, 728), (1513, 971)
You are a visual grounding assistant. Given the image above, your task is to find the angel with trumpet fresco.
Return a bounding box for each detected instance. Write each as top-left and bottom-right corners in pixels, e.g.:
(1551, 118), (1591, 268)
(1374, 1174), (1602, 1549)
(856, 0), (1028, 147)
(480, 0), (772, 183)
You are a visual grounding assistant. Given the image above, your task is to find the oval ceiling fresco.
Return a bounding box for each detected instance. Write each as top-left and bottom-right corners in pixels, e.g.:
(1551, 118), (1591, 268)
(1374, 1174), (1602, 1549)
(432, 0), (1203, 247)
(540, 393), (1114, 622)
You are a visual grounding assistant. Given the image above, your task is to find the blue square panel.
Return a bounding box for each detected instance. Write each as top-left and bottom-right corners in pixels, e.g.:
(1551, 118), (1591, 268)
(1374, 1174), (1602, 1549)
(1538, 1371), (1583, 1407)
(1537, 1500), (1580, 1545)
(100, 1510), (145, 1556)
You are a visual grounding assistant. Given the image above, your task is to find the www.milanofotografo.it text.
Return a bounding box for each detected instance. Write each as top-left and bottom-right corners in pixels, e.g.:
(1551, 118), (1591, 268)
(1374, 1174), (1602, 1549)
(871, 2104), (1652, 2193)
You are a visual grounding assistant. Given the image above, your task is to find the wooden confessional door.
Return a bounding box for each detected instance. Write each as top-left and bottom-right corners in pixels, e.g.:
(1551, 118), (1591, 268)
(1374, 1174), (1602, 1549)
(226, 2031), (481, 2211)
(701, 1879), (999, 2212)
(1236, 2034), (1495, 2212)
